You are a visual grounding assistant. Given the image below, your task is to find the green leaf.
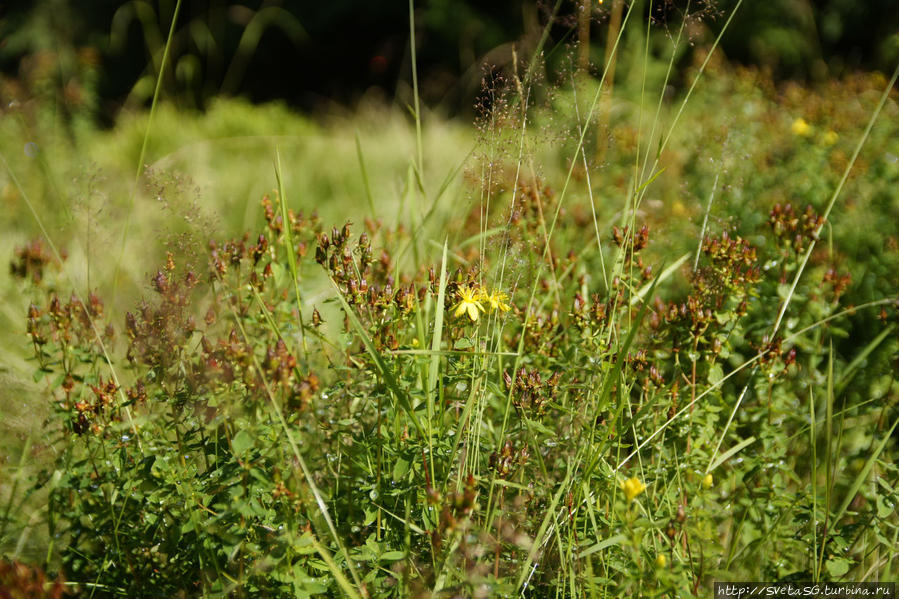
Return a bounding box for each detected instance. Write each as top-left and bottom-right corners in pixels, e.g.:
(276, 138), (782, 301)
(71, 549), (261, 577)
(363, 508), (377, 526)
(825, 557), (850, 578)
(392, 457), (410, 482)
(380, 551), (406, 562)
(876, 495), (893, 519)
(580, 534), (627, 558)
(232, 430), (254, 457)
(454, 338), (473, 349)
(270, 260), (287, 290)
(294, 532), (319, 556)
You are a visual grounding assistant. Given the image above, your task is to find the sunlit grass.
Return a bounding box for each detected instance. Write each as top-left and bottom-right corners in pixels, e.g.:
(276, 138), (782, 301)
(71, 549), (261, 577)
(0, 6), (897, 595)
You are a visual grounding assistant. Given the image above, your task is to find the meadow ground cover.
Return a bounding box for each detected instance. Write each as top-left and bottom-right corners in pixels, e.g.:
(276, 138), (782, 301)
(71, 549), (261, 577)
(1, 4), (898, 598)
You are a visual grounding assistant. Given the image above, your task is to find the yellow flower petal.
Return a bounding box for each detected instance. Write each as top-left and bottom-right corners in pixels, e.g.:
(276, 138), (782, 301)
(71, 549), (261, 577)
(453, 285), (485, 322)
(466, 303), (479, 322)
(621, 476), (646, 502)
(480, 289), (511, 313)
(791, 117), (811, 137)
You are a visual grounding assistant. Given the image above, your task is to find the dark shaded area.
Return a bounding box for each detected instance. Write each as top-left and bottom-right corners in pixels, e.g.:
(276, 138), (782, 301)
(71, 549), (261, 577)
(716, 0), (899, 79)
(0, 0), (896, 124)
(0, 0), (526, 121)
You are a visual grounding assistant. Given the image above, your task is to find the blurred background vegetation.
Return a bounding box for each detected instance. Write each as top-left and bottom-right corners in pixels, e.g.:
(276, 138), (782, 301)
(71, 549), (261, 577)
(1, 0), (897, 126)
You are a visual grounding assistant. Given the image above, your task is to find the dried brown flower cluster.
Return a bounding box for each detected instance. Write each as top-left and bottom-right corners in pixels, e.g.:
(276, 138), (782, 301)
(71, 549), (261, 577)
(9, 238), (61, 284)
(125, 254), (200, 370)
(27, 290), (111, 355)
(503, 367), (562, 416)
(489, 440), (530, 478)
(316, 220), (429, 354)
(693, 232), (761, 304)
(429, 474), (479, 550)
(0, 560), (65, 599)
(767, 203), (824, 255)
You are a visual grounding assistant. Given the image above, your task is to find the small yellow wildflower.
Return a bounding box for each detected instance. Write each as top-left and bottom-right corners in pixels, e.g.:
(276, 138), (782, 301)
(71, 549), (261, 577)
(621, 476), (646, 502)
(821, 129), (838, 146)
(453, 285), (484, 322)
(791, 117), (811, 137)
(655, 554), (668, 568)
(479, 288), (511, 313)
(702, 472), (714, 489)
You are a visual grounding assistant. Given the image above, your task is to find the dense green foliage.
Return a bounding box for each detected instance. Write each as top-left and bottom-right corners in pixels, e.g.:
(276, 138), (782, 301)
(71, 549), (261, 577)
(2, 0), (897, 116)
(1, 3), (898, 598)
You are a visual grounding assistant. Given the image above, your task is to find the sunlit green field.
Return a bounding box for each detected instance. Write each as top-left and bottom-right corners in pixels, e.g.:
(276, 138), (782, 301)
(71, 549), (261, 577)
(1, 12), (898, 596)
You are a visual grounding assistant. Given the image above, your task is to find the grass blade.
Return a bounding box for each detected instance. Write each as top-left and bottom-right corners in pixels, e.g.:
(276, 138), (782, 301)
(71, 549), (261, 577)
(709, 436), (756, 472)
(329, 278), (425, 439)
(275, 149), (309, 360)
(831, 413), (899, 527)
(354, 130), (376, 217)
(426, 241), (449, 483)
(114, 0), (183, 290)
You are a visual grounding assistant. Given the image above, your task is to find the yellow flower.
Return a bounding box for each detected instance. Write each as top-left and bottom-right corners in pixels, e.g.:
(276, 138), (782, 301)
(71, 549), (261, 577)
(702, 472), (714, 489)
(479, 288), (511, 313)
(821, 129), (838, 146)
(791, 117), (811, 137)
(453, 285), (484, 322)
(621, 476), (646, 502)
(655, 554), (668, 568)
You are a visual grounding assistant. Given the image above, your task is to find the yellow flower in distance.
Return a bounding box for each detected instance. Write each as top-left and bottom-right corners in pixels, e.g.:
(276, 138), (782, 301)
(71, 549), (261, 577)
(480, 288), (511, 313)
(655, 554), (668, 568)
(791, 117), (811, 137)
(453, 285), (484, 322)
(621, 476), (646, 502)
(702, 472), (714, 489)
(821, 130), (838, 146)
